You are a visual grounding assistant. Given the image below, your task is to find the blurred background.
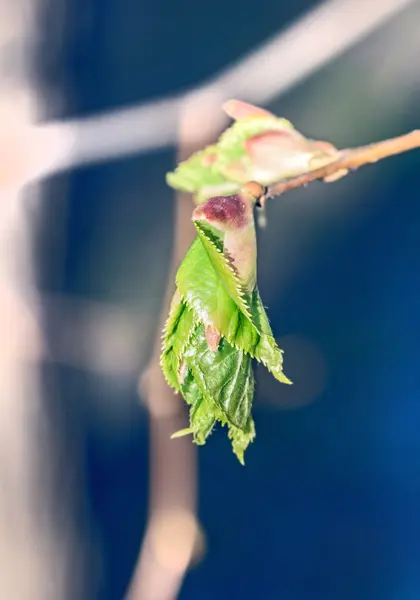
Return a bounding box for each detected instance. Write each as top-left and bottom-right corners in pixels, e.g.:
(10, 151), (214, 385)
(1, 0), (420, 598)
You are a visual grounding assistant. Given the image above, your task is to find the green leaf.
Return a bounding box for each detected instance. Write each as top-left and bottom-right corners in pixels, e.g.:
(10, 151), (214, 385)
(249, 289), (292, 385)
(166, 323), (256, 462)
(165, 144), (227, 194)
(166, 100), (343, 203)
(182, 370), (217, 444)
(175, 231), (291, 384)
(215, 114), (295, 171)
(166, 114), (293, 202)
(161, 186), (291, 463)
(227, 416), (255, 466)
(194, 220), (252, 319)
(184, 326), (254, 430)
(161, 295), (197, 390)
(176, 235), (247, 337)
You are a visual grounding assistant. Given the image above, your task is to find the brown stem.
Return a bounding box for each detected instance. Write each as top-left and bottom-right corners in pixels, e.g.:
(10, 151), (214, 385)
(125, 190), (198, 600)
(126, 95), (225, 600)
(267, 130), (420, 198)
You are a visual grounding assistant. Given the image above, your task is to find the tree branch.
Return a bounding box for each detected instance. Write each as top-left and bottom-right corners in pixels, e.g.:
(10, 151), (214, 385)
(125, 96), (224, 600)
(267, 129), (420, 199)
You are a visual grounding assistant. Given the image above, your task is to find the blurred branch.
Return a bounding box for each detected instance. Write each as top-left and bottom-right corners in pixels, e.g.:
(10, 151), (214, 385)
(0, 1), (75, 597)
(38, 294), (148, 375)
(0, 1), (91, 597)
(268, 129), (420, 198)
(125, 97), (221, 600)
(18, 0), (417, 182)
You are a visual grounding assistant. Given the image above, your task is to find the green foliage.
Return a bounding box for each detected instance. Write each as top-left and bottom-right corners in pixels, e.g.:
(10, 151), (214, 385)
(166, 112), (293, 203)
(161, 198), (291, 464)
(166, 99), (341, 203)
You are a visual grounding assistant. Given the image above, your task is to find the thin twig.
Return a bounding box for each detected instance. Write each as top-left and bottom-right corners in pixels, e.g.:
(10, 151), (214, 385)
(268, 130), (420, 198)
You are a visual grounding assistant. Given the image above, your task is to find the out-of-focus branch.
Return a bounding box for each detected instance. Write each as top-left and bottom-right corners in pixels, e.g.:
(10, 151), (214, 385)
(0, 38), (63, 600)
(268, 129), (420, 198)
(0, 2), (86, 597)
(18, 0), (417, 182)
(125, 97), (223, 600)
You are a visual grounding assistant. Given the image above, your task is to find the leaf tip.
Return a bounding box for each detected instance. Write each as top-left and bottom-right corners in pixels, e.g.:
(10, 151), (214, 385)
(170, 427), (194, 439)
(274, 371), (293, 385)
(236, 454), (245, 466)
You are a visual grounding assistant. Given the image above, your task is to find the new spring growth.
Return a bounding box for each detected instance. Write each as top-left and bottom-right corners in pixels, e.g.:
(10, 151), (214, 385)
(161, 182), (290, 464)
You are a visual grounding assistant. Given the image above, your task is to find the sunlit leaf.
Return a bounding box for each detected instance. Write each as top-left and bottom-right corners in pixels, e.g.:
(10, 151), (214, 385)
(161, 184), (290, 463)
(166, 99), (342, 203)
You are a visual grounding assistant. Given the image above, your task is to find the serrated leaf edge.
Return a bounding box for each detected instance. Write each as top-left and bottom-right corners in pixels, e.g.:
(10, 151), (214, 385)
(175, 292), (291, 383)
(193, 221), (254, 322)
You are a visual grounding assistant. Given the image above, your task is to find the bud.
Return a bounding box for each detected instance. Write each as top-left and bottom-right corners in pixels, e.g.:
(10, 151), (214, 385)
(192, 182), (265, 292)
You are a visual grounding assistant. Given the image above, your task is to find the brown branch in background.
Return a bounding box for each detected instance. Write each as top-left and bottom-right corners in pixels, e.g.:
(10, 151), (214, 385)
(126, 93), (225, 600)
(0, 2), (80, 597)
(267, 129), (420, 199)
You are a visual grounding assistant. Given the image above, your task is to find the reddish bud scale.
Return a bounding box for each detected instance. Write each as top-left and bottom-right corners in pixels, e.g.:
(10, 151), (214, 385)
(193, 194), (247, 230)
(205, 324), (221, 352)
